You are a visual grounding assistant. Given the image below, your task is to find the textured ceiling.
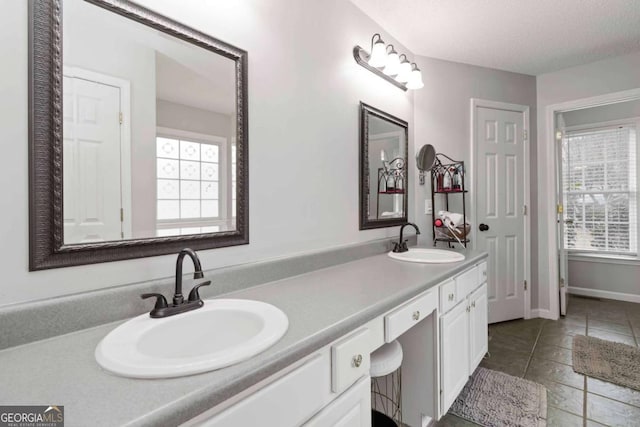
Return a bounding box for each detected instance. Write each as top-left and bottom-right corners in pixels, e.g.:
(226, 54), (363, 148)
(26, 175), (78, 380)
(349, 0), (640, 75)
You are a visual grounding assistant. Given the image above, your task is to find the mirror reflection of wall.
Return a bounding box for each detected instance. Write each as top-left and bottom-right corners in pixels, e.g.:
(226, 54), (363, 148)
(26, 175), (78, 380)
(62, 0), (237, 245)
(367, 115), (406, 220)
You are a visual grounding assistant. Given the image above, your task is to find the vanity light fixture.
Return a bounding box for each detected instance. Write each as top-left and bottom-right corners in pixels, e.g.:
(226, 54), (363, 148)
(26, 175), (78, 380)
(368, 33), (387, 67)
(353, 34), (423, 91)
(406, 63), (425, 89)
(395, 54), (412, 83)
(383, 45), (400, 76)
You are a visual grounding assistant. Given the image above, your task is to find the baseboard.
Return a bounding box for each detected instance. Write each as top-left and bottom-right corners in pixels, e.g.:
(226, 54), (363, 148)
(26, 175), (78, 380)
(530, 309), (556, 320)
(568, 287), (640, 303)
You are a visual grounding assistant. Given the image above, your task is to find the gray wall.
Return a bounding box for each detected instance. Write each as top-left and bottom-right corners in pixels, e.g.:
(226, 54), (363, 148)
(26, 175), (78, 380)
(156, 99), (232, 139)
(569, 258), (640, 297)
(536, 51), (640, 311)
(562, 99), (640, 127)
(0, 0), (414, 306)
(412, 57), (538, 309)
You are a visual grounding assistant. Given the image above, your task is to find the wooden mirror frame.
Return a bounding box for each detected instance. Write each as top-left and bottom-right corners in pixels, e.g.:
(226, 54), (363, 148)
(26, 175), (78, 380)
(359, 102), (409, 230)
(28, 0), (249, 270)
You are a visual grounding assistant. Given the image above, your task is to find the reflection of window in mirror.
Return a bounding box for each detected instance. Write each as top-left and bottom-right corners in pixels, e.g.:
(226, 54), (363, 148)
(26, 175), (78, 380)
(155, 129), (233, 237)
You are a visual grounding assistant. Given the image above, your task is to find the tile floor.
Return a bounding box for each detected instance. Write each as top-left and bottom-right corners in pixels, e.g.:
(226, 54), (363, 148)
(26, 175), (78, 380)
(436, 296), (640, 426)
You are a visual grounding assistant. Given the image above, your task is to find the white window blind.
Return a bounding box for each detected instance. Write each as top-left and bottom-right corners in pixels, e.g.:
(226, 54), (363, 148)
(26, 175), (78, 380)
(562, 125), (637, 254)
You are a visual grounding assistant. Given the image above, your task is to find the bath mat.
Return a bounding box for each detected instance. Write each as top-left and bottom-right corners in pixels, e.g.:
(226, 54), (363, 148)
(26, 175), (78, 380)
(450, 367), (547, 427)
(573, 334), (640, 391)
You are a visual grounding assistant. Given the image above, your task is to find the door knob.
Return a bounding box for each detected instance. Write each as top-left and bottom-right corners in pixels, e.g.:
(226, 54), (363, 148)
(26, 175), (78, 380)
(479, 223), (489, 231)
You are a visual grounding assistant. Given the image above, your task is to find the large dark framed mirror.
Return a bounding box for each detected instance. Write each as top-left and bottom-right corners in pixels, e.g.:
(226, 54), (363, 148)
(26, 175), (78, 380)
(29, 0), (248, 270)
(359, 102), (409, 230)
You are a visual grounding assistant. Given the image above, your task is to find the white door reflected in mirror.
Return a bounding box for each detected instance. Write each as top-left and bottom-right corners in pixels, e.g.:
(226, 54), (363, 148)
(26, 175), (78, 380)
(62, 0), (238, 245)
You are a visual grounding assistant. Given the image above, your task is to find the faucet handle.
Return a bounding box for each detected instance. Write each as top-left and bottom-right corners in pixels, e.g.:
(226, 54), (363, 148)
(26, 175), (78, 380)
(188, 281), (211, 302)
(141, 293), (169, 310)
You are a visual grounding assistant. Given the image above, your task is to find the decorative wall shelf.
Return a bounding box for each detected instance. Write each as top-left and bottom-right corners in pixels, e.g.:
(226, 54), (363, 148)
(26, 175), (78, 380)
(430, 154), (468, 249)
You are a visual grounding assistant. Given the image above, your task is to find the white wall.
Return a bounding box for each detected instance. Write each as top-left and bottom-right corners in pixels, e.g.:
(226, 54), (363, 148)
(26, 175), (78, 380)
(536, 51), (640, 311)
(412, 57), (538, 308)
(0, 0), (414, 306)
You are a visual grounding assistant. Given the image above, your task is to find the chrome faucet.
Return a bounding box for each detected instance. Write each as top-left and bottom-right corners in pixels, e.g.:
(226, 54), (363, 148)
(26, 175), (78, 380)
(141, 248), (211, 318)
(393, 222), (421, 253)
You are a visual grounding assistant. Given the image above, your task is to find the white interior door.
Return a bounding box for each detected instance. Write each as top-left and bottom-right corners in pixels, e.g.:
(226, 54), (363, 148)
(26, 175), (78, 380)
(63, 75), (122, 244)
(556, 113), (569, 316)
(475, 106), (526, 323)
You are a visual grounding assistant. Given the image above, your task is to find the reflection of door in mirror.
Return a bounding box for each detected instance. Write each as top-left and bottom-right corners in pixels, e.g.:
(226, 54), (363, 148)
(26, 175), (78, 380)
(62, 0), (237, 245)
(63, 68), (131, 244)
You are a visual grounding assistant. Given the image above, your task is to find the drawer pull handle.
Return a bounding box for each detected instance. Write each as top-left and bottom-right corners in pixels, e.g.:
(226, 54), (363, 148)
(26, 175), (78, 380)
(448, 293), (454, 301)
(352, 354), (363, 368)
(466, 306), (470, 312)
(412, 310), (420, 321)
(471, 301), (476, 308)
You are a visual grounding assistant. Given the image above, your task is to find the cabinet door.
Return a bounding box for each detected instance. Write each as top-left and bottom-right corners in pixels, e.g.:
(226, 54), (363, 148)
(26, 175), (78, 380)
(440, 301), (469, 415)
(305, 376), (371, 427)
(469, 283), (488, 373)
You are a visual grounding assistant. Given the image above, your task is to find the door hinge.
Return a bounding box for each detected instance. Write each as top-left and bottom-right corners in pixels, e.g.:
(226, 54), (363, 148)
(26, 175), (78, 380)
(524, 280), (528, 291)
(557, 204), (563, 214)
(119, 112), (123, 124)
(120, 208), (124, 222)
(523, 205), (527, 215)
(555, 130), (563, 141)
(560, 278), (565, 288)
(523, 129), (528, 140)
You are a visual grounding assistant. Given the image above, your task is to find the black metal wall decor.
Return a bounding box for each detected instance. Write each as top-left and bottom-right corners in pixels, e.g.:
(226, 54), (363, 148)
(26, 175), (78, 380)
(430, 153), (469, 248)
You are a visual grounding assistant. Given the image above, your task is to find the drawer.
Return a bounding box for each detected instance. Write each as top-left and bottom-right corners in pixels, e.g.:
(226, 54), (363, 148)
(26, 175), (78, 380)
(439, 279), (457, 313)
(201, 352), (330, 427)
(478, 261), (487, 284)
(332, 328), (371, 394)
(385, 290), (438, 343)
(455, 266), (479, 299)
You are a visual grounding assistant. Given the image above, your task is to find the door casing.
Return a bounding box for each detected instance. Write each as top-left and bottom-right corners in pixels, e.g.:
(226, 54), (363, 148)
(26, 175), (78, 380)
(542, 87), (640, 320)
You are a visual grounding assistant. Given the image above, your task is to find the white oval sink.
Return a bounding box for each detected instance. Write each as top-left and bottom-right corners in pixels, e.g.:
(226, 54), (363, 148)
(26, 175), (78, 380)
(388, 248), (465, 264)
(95, 299), (288, 379)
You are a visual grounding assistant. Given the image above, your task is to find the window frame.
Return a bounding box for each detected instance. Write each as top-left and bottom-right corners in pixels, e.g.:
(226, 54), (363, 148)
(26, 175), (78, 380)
(155, 127), (229, 232)
(562, 117), (640, 261)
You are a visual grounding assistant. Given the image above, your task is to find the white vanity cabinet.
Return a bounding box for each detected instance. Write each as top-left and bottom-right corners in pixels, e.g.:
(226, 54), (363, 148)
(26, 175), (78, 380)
(185, 259), (489, 427)
(189, 318), (383, 427)
(440, 297), (470, 413)
(304, 377), (371, 427)
(439, 262), (488, 416)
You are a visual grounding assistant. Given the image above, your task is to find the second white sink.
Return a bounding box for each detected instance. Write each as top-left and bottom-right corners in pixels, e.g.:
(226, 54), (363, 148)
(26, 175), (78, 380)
(95, 299), (288, 379)
(388, 248), (465, 264)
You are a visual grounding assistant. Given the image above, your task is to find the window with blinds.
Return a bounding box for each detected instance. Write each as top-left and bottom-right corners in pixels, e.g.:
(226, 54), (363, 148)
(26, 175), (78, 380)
(562, 125), (638, 254)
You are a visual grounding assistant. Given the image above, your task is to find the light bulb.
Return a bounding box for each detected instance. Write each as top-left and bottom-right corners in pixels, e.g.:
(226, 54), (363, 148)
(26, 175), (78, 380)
(395, 56), (412, 83)
(368, 35), (387, 68)
(406, 64), (424, 90)
(383, 45), (400, 76)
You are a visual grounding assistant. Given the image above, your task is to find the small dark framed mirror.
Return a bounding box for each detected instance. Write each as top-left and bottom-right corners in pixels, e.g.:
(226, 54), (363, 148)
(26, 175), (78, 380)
(359, 102), (409, 230)
(29, 0), (248, 270)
